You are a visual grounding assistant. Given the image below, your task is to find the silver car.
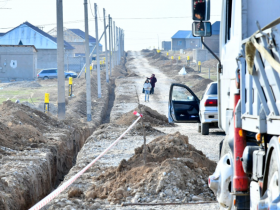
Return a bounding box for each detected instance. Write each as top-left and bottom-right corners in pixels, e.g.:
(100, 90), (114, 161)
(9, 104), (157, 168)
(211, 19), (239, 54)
(37, 69), (77, 80)
(198, 82), (218, 135)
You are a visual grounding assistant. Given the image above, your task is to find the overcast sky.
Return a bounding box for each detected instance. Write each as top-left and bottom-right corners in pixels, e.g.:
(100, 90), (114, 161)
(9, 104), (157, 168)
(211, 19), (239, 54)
(0, 0), (222, 51)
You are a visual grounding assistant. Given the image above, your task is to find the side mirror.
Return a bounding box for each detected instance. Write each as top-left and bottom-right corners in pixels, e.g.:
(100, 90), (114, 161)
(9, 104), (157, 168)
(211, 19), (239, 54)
(192, 22), (212, 37)
(192, 0), (210, 21)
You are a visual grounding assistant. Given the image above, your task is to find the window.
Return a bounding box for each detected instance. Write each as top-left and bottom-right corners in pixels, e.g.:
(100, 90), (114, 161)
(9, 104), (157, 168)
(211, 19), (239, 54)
(172, 86), (195, 101)
(225, 0), (232, 43)
(178, 40), (182, 46)
(206, 83), (218, 95)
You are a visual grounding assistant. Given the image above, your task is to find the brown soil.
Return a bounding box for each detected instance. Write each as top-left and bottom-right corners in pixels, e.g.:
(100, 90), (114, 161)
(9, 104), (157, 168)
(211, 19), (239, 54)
(191, 79), (213, 93)
(115, 104), (174, 127)
(90, 132), (216, 204)
(202, 59), (218, 68)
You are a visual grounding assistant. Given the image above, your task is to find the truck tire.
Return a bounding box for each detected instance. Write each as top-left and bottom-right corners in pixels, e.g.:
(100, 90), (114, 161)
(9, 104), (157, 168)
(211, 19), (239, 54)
(197, 123), (201, 133)
(201, 123), (209, 135)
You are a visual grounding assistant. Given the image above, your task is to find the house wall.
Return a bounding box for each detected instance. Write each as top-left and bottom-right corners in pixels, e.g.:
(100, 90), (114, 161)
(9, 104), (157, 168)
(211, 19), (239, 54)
(193, 49), (219, 63)
(185, 39), (201, 49)
(172, 38), (186, 51)
(37, 49), (74, 70)
(162, 41), (171, 51)
(203, 34), (219, 53)
(0, 46), (37, 80)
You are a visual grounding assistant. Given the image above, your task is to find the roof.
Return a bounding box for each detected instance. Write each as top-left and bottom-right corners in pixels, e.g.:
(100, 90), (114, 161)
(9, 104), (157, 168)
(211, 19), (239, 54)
(0, 45), (37, 52)
(171, 30), (200, 39)
(69, 29), (102, 46)
(212, 21), (220, 35)
(0, 22), (74, 50)
(0, 33), (5, 37)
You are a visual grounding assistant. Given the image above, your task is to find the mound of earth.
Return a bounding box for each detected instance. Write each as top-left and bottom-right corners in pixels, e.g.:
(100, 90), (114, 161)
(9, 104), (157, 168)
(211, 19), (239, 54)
(2, 81), (42, 89)
(191, 78), (213, 93)
(127, 72), (139, 77)
(115, 104), (174, 127)
(202, 59), (218, 68)
(145, 52), (154, 57)
(89, 132), (216, 204)
(141, 49), (150, 53)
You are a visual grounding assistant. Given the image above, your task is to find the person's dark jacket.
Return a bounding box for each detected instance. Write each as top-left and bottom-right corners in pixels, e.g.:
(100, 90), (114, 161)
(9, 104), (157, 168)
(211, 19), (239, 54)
(150, 77), (157, 87)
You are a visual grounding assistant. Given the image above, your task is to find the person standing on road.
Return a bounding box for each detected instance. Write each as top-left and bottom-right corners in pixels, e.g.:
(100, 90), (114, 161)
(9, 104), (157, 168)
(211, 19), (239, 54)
(148, 74), (157, 94)
(143, 79), (152, 102)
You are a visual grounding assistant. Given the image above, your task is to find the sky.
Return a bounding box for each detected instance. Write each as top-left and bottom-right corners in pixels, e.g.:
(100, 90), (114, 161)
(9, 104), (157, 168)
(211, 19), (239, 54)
(0, 0), (222, 51)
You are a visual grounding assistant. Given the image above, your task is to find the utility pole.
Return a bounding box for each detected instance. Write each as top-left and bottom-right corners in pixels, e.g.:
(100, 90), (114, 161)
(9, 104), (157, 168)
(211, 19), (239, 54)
(113, 21), (116, 66)
(116, 27), (119, 65)
(118, 28), (121, 63)
(56, 0), (65, 120)
(84, 0), (91, 121)
(95, 3), (101, 98)
(103, 8), (109, 83)
(108, 15), (112, 77)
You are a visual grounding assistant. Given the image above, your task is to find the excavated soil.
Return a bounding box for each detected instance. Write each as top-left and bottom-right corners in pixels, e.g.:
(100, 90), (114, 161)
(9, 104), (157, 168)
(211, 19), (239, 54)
(115, 104), (174, 127)
(90, 132), (216, 204)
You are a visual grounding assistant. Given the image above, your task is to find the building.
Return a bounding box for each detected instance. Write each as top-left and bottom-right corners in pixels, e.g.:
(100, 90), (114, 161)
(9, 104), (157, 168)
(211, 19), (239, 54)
(48, 28), (103, 56)
(162, 41), (171, 51)
(0, 45), (37, 80)
(203, 21), (220, 53)
(171, 30), (201, 51)
(0, 22), (74, 70)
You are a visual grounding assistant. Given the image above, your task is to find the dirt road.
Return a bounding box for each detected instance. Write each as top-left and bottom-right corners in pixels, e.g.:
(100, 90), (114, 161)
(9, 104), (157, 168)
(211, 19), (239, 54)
(126, 51), (224, 162)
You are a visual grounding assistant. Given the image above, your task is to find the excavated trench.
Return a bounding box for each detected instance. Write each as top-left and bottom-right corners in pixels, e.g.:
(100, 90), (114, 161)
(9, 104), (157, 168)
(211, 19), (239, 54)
(0, 81), (111, 210)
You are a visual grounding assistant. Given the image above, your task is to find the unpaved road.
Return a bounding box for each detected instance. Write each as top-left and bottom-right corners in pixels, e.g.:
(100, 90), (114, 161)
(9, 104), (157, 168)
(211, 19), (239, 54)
(118, 51), (223, 209)
(127, 51), (224, 162)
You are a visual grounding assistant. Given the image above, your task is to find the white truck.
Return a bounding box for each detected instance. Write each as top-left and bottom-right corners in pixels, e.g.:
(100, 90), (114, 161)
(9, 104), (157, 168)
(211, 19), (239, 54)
(168, 1), (280, 209)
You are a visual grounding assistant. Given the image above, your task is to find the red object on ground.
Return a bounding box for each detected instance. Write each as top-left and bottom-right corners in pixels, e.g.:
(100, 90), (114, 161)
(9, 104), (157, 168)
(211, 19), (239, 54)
(233, 93), (249, 192)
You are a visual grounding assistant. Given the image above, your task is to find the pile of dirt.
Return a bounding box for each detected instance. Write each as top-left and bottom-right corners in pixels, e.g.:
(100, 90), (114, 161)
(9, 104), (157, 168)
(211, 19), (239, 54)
(152, 53), (161, 59)
(90, 132), (216, 204)
(191, 78), (213, 93)
(141, 49), (150, 53)
(0, 100), (66, 154)
(115, 104), (174, 127)
(111, 57), (128, 78)
(127, 72), (139, 77)
(128, 58), (135, 61)
(202, 59), (218, 68)
(2, 81), (42, 89)
(145, 52), (154, 57)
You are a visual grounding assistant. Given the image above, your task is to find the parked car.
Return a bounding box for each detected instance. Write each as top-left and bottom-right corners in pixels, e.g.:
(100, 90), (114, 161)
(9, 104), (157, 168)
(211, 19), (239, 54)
(198, 82), (218, 135)
(168, 82), (218, 135)
(37, 69), (77, 80)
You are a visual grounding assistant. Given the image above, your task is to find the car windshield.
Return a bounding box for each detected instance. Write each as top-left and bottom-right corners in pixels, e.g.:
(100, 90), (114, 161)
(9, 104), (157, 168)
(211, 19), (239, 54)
(207, 83), (217, 95)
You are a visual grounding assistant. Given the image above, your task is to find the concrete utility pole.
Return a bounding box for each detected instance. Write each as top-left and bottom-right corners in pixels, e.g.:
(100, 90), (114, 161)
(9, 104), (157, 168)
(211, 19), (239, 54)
(108, 15), (112, 76)
(56, 0), (65, 120)
(116, 27), (119, 65)
(103, 8), (109, 83)
(95, 3), (102, 98)
(113, 21), (116, 66)
(84, 0), (92, 121)
(118, 28), (121, 63)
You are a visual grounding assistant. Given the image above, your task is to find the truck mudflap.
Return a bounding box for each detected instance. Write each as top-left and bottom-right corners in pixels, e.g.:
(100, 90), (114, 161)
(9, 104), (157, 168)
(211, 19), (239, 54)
(209, 153), (233, 208)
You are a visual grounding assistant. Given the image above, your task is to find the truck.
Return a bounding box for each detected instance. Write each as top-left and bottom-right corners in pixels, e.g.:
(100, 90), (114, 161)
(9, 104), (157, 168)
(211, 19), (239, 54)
(168, 0), (280, 209)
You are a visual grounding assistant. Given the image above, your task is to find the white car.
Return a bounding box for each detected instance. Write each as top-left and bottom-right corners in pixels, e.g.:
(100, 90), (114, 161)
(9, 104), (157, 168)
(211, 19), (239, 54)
(198, 82), (218, 135)
(168, 82), (218, 135)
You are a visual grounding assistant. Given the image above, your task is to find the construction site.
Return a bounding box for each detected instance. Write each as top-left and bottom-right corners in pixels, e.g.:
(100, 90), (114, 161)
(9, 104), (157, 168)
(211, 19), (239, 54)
(0, 48), (224, 210)
(1, 0), (280, 210)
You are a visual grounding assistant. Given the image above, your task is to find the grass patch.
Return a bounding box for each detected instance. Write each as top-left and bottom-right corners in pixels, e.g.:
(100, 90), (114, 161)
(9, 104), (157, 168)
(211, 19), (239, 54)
(0, 89), (40, 104)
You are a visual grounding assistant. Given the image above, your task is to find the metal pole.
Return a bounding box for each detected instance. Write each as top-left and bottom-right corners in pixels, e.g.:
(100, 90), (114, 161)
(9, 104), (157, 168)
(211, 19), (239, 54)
(95, 3), (101, 98)
(103, 8), (109, 83)
(118, 28), (121, 63)
(84, 0), (92, 121)
(108, 15), (112, 77)
(209, 67), (210, 79)
(56, 0), (65, 120)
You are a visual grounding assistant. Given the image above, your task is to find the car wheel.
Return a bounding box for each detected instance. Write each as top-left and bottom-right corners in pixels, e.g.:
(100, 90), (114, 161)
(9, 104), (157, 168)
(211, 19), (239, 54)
(66, 75), (70, 78)
(197, 123), (201, 133)
(201, 123), (209, 135)
(43, 76), (49, 80)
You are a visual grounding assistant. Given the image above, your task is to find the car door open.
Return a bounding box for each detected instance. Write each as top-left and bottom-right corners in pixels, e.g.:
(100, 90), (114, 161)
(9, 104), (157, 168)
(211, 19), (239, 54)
(168, 83), (200, 123)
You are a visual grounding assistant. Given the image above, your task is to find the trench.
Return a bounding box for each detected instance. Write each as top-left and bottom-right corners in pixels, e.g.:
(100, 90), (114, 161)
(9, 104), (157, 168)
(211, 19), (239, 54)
(102, 79), (116, 124)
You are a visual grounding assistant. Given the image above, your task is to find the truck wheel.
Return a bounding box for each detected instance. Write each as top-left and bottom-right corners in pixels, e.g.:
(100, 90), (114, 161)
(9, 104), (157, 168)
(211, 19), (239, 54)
(201, 123), (209, 135)
(266, 149), (279, 203)
(197, 123), (201, 133)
